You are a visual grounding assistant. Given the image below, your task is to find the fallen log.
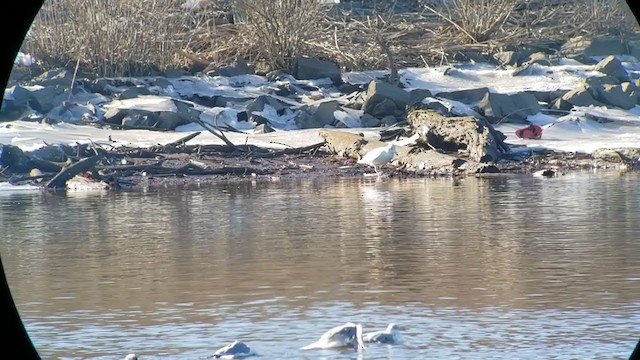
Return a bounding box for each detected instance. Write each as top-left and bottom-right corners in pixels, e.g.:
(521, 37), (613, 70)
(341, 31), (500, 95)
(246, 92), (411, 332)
(151, 132), (201, 152)
(46, 154), (105, 189)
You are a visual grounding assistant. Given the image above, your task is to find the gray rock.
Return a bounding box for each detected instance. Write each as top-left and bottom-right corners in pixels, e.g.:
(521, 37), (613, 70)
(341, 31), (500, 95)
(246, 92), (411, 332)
(361, 113), (381, 127)
(478, 92), (540, 123)
(119, 86), (151, 100)
(492, 51), (524, 66)
(561, 36), (627, 62)
(395, 148), (465, 172)
(362, 80), (410, 118)
(0, 86), (33, 120)
(596, 84), (637, 109)
(550, 97), (574, 111)
(435, 87), (489, 104)
(91, 79), (118, 95)
(103, 107), (128, 124)
(173, 100), (203, 123)
(121, 109), (158, 128)
(526, 90), (569, 104)
(28, 85), (66, 114)
(6, 85), (32, 107)
(295, 106), (322, 129)
(31, 68), (74, 87)
(28, 144), (69, 162)
(253, 123), (275, 134)
(594, 55), (630, 81)
(294, 56), (342, 84)
(511, 52), (554, 76)
(152, 77), (173, 89)
(381, 115), (399, 126)
(314, 101), (339, 127)
(206, 58), (254, 77)
(559, 85), (603, 107)
(163, 67), (188, 78)
(0, 144), (32, 173)
(157, 111), (188, 130)
(407, 110), (509, 163)
(246, 95), (287, 116)
(409, 88), (432, 105)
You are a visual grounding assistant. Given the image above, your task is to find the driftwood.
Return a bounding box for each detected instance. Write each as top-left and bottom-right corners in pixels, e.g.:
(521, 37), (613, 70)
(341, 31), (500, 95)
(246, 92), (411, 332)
(45, 154), (105, 189)
(150, 132), (202, 152)
(191, 118), (237, 149)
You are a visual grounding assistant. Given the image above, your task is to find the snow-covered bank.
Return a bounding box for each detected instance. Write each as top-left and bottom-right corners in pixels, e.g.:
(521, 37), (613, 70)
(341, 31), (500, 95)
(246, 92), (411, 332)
(3, 44), (640, 177)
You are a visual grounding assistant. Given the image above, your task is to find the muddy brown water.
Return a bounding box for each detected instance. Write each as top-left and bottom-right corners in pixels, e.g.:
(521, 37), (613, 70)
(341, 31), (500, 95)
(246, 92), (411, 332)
(1, 171), (639, 359)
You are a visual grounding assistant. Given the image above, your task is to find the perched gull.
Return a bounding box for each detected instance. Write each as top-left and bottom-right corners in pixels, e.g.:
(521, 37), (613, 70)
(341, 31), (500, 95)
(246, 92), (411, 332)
(212, 340), (257, 359)
(301, 322), (365, 351)
(363, 323), (404, 344)
(357, 143), (397, 176)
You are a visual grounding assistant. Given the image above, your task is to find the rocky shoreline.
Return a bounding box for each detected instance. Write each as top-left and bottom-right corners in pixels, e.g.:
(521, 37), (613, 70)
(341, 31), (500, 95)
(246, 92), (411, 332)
(2, 34), (640, 191)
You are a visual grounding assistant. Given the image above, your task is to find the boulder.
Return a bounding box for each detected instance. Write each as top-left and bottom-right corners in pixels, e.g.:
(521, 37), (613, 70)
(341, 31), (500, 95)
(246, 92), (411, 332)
(492, 50), (527, 66)
(0, 144), (32, 173)
(28, 85), (66, 114)
(313, 101), (339, 127)
(593, 147), (640, 165)
(119, 86), (151, 100)
(558, 84), (603, 107)
(318, 129), (367, 158)
(31, 68), (74, 87)
(246, 95), (287, 116)
(594, 55), (630, 82)
(394, 148), (466, 172)
(294, 106), (320, 129)
(435, 87), (489, 104)
(28, 144), (70, 163)
(561, 36), (627, 62)
(526, 90), (569, 104)
(163, 67), (189, 78)
(103, 107), (128, 124)
(362, 80), (410, 118)
(361, 113), (381, 127)
(596, 84), (637, 109)
(407, 109), (509, 163)
(121, 109), (159, 128)
(206, 58), (254, 77)
(173, 100), (203, 123)
(294, 56), (342, 84)
(253, 123), (275, 134)
(511, 52), (554, 76)
(0, 86), (32, 120)
(157, 111), (189, 130)
(478, 92), (540, 123)
(409, 88), (432, 105)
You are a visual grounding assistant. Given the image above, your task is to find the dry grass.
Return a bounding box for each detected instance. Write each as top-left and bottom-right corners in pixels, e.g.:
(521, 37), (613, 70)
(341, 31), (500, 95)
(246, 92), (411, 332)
(19, 0), (640, 77)
(23, 0), (202, 77)
(230, 0), (327, 72)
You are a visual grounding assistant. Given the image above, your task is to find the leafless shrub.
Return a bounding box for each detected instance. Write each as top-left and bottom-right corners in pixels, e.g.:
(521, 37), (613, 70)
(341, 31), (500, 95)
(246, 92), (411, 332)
(422, 0), (519, 43)
(22, 0), (195, 77)
(229, 0), (327, 73)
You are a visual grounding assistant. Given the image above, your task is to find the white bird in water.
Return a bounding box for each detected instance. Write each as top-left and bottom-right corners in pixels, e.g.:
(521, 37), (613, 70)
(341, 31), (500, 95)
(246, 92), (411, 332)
(212, 340), (257, 359)
(123, 354), (138, 360)
(301, 322), (366, 351)
(357, 143), (397, 176)
(363, 323), (404, 344)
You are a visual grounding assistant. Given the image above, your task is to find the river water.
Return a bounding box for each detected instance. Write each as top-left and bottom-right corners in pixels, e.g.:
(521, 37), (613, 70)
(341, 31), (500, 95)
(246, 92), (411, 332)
(1, 171), (639, 359)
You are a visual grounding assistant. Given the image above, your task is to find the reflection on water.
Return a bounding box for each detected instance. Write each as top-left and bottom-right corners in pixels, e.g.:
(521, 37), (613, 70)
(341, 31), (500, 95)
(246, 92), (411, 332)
(1, 171), (639, 359)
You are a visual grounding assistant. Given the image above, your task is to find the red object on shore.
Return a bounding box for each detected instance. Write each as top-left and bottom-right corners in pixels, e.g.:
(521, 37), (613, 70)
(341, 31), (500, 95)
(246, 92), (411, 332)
(515, 124), (543, 140)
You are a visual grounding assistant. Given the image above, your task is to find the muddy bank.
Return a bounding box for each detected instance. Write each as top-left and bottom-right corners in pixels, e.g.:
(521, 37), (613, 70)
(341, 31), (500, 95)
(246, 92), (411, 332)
(2, 130), (637, 192)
